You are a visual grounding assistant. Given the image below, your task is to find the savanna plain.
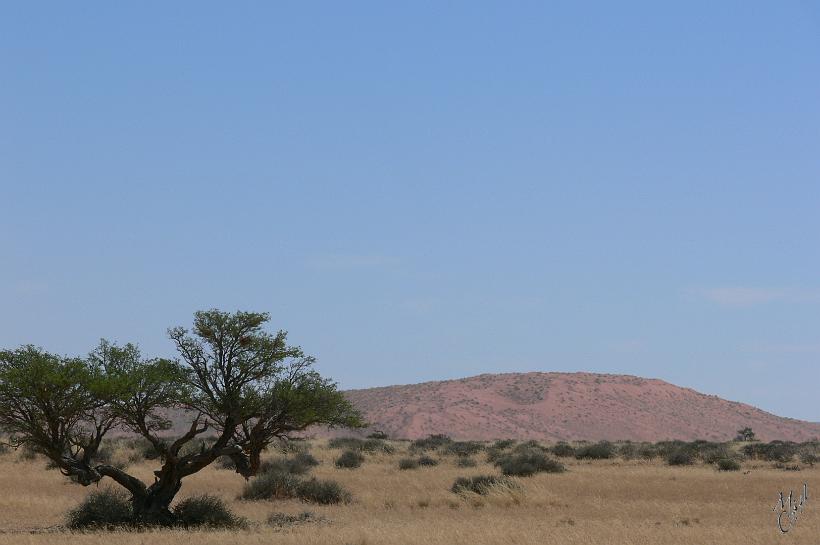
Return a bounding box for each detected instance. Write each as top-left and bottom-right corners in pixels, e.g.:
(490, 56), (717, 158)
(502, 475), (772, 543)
(0, 437), (816, 545)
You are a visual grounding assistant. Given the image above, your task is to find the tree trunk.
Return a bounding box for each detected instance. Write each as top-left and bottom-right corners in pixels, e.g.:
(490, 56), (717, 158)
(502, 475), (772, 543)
(131, 479), (182, 525)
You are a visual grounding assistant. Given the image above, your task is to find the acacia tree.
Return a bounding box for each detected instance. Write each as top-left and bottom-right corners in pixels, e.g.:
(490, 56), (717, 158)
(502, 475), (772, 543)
(0, 310), (362, 524)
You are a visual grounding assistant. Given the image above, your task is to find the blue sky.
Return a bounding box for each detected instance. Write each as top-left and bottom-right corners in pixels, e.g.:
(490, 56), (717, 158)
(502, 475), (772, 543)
(1, 2), (819, 421)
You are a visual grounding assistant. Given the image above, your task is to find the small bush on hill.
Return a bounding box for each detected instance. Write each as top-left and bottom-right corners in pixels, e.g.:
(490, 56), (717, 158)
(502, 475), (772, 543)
(335, 450), (364, 469)
(240, 470), (300, 500)
(451, 475), (520, 495)
(296, 478), (352, 504)
(574, 441), (615, 460)
(66, 488), (133, 530)
(666, 449), (694, 466)
(551, 442), (576, 458)
(716, 458), (741, 471)
(410, 434), (452, 451)
(398, 457), (419, 470)
(444, 441), (484, 457)
(173, 495), (246, 529)
(496, 449), (565, 476)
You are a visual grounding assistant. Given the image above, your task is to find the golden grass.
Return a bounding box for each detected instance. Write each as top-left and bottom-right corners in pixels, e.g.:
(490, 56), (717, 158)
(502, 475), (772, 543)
(0, 442), (816, 544)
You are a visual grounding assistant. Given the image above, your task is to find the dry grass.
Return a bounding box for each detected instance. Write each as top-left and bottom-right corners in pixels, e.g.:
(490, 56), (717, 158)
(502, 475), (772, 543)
(0, 442), (816, 544)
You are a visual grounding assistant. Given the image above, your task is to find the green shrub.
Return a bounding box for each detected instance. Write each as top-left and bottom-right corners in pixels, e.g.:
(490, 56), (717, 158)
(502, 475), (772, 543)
(666, 449), (694, 466)
(215, 455), (237, 470)
(742, 441), (798, 463)
(173, 495), (246, 529)
(367, 431), (389, 440)
(335, 450), (364, 469)
(259, 452), (320, 475)
(800, 452), (818, 466)
(551, 442), (576, 458)
(410, 434), (452, 452)
(451, 475), (520, 495)
(574, 441), (615, 460)
(328, 437), (393, 454)
(492, 439), (515, 450)
(296, 478), (352, 504)
(457, 457), (477, 468)
(496, 450), (565, 477)
(66, 488), (133, 529)
(398, 457), (419, 470)
(444, 441), (484, 457)
(716, 458), (741, 471)
(638, 443), (661, 459)
(240, 470), (300, 500)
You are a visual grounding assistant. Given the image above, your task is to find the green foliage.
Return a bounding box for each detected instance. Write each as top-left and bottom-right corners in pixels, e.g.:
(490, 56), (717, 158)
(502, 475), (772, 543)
(451, 475), (520, 495)
(398, 457), (419, 470)
(716, 458), (741, 471)
(666, 449), (694, 466)
(495, 449), (565, 476)
(574, 441), (615, 460)
(259, 452), (320, 475)
(492, 439), (515, 450)
(295, 478), (352, 504)
(240, 470), (301, 500)
(172, 495), (247, 529)
(335, 450), (364, 469)
(551, 442), (576, 458)
(742, 441), (798, 463)
(736, 427), (756, 441)
(66, 488), (133, 530)
(443, 441), (484, 457)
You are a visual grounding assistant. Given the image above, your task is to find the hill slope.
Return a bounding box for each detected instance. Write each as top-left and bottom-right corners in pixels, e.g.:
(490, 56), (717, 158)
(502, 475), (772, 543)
(340, 372), (820, 442)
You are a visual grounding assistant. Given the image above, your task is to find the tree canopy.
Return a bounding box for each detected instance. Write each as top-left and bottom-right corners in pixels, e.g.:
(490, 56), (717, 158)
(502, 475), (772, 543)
(0, 309), (362, 523)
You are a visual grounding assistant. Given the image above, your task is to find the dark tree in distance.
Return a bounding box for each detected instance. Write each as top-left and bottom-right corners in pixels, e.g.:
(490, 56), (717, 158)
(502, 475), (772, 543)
(0, 310), (362, 524)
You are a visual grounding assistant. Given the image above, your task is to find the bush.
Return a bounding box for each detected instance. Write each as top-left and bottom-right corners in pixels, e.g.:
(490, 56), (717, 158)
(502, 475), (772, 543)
(742, 441), (798, 463)
(173, 495), (246, 529)
(492, 439), (515, 450)
(260, 452), (320, 475)
(335, 450), (364, 469)
(551, 442), (576, 458)
(367, 431), (389, 440)
(451, 475), (520, 495)
(574, 441), (615, 460)
(716, 458), (741, 471)
(666, 449), (694, 466)
(398, 458), (419, 470)
(496, 450), (565, 477)
(215, 455), (237, 470)
(457, 457), (477, 468)
(638, 443), (661, 459)
(410, 434), (452, 452)
(800, 452), (818, 466)
(296, 478), (352, 504)
(66, 488), (133, 529)
(240, 470), (300, 500)
(444, 441), (484, 457)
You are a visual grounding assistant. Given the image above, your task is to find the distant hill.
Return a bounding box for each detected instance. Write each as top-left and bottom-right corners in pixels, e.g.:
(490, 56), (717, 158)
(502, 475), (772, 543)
(332, 372), (820, 442)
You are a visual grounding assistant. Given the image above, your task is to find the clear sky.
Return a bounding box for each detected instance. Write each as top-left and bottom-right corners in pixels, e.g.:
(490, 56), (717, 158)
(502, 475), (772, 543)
(2, 2), (819, 421)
